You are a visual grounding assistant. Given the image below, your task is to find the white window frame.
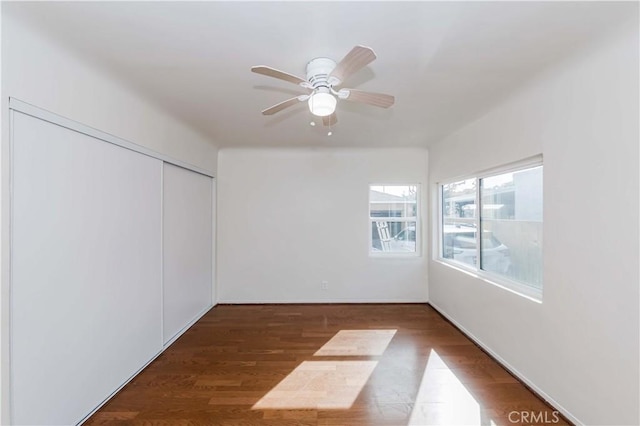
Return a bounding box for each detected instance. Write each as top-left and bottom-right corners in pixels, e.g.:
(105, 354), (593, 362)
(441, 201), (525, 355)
(436, 157), (543, 301)
(369, 184), (420, 257)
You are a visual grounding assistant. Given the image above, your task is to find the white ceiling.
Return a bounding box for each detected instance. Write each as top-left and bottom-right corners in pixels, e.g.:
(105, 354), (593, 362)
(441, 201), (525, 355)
(6, 1), (635, 148)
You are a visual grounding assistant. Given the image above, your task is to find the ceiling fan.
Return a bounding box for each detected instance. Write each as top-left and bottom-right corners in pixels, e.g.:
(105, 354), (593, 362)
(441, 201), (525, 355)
(251, 45), (395, 127)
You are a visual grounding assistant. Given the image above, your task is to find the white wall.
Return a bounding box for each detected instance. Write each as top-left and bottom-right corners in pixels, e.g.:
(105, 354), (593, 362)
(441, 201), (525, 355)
(1, 12), (217, 172)
(1, 11), (218, 423)
(217, 148), (428, 303)
(428, 22), (639, 425)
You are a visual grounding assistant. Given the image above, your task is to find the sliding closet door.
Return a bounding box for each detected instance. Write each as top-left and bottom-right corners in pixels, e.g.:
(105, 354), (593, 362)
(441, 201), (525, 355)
(11, 112), (163, 425)
(163, 163), (213, 344)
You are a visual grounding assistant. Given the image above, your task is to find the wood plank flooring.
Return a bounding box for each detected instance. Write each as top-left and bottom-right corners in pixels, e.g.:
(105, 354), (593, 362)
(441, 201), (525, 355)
(86, 304), (567, 425)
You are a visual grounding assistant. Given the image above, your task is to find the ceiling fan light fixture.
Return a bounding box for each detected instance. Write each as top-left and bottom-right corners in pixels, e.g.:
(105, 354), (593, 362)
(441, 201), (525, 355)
(252, 45), (394, 122)
(308, 92), (336, 117)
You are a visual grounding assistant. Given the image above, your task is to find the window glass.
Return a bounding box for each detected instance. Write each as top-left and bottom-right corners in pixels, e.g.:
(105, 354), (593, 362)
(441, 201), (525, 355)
(480, 166), (543, 288)
(442, 179), (476, 267)
(370, 185), (417, 218)
(439, 162), (543, 298)
(370, 185), (418, 254)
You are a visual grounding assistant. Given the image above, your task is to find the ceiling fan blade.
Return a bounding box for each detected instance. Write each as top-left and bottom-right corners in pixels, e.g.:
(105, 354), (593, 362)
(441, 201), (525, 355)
(341, 89), (395, 108)
(251, 65), (307, 86)
(322, 113), (338, 127)
(261, 96), (304, 115)
(328, 45), (377, 84)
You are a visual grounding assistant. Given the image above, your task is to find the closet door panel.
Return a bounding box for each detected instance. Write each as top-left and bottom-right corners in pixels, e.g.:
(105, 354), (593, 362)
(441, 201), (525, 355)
(163, 163), (213, 343)
(11, 112), (163, 425)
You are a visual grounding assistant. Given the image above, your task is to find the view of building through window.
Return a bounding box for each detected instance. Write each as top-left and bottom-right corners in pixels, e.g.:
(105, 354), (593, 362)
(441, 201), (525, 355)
(370, 185), (418, 254)
(442, 178), (477, 268)
(441, 164), (543, 293)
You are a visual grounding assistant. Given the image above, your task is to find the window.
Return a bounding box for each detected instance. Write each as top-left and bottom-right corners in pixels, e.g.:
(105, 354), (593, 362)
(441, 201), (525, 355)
(439, 162), (543, 298)
(370, 185), (418, 254)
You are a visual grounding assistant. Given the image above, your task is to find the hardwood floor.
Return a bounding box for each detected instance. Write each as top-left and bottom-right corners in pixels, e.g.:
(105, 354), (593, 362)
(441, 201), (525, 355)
(86, 304), (567, 425)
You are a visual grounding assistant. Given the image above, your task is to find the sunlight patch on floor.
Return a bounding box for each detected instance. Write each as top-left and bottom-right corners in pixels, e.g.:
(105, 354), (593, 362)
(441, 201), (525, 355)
(408, 349), (482, 425)
(252, 360), (378, 410)
(313, 329), (397, 356)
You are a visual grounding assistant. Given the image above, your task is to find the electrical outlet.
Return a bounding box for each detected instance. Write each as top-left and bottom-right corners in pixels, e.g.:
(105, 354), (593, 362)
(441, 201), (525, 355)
(321, 280), (329, 290)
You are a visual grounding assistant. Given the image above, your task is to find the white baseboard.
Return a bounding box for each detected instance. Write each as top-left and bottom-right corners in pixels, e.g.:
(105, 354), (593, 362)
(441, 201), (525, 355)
(217, 298), (427, 304)
(428, 301), (582, 426)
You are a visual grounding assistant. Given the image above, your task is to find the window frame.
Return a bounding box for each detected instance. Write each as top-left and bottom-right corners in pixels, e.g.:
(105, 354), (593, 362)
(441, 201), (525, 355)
(369, 183), (421, 257)
(436, 157), (543, 301)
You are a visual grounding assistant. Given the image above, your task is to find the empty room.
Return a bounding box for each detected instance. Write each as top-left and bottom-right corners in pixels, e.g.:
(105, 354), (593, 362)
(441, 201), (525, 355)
(1, 1), (638, 425)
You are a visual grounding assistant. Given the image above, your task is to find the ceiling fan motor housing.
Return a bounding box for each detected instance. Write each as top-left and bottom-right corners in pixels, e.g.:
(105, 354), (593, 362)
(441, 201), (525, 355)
(306, 57), (339, 89)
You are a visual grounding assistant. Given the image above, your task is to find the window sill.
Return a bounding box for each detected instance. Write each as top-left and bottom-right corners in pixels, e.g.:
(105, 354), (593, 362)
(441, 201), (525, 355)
(434, 258), (542, 303)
